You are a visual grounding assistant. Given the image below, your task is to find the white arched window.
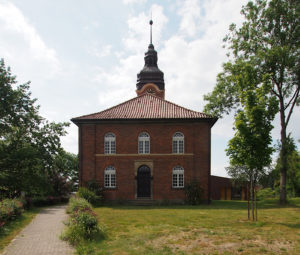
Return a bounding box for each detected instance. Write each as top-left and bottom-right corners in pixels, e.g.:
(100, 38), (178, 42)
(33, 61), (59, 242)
(172, 166), (184, 188)
(104, 133), (116, 154)
(104, 166), (116, 188)
(138, 132), (150, 154)
(172, 132), (184, 154)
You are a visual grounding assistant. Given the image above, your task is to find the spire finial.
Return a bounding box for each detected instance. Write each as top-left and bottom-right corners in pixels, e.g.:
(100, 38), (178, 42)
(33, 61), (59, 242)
(149, 13), (153, 45)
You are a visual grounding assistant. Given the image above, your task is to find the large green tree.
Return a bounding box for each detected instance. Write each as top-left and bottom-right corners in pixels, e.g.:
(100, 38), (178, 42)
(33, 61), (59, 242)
(0, 59), (69, 197)
(204, 0), (300, 204)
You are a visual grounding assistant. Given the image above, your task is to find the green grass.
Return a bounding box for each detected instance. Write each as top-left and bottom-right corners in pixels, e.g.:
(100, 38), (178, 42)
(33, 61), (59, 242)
(0, 207), (41, 252)
(73, 198), (300, 255)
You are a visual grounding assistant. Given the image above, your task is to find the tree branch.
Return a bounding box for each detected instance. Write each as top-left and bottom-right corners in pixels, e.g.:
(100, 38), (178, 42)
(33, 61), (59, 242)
(284, 88), (299, 110)
(286, 88), (300, 127)
(271, 88), (280, 98)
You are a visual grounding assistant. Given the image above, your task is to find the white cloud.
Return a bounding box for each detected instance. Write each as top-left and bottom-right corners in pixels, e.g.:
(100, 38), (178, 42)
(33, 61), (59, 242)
(177, 0), (201, 37)
(0, 1), (60, 80)
(87, 42), (112, 58)
(123, 4), (168, 53)
(91, 4), (168, 110)
(61, 124), (79, 154)
(123, 0), (147, 5)
(159, 0), (247, 112)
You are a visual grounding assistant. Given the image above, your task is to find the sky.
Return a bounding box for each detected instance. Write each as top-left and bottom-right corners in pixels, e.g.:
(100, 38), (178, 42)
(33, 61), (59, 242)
(1, 0), (299, 177)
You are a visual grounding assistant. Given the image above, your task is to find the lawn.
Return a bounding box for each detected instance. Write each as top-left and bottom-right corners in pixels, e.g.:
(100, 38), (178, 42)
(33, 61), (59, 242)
(0, 207), (41, 253)
(76, 199), (300, 255)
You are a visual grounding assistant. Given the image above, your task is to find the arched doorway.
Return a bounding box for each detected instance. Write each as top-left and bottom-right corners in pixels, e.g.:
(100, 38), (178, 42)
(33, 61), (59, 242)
(137, 165), (151, 198)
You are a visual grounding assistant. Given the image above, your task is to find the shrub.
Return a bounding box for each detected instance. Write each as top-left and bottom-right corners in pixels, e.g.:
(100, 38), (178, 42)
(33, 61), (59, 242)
(72, 211), (98, 237)
(86, 180), (104, 201)
(62, 197), (103, 245)
(257, 188), (276, 200)
(77, 187), (98, 205)
(0, 198), (24, 226)
(184, 181), (204, 205)
(66, 197), (93, 214)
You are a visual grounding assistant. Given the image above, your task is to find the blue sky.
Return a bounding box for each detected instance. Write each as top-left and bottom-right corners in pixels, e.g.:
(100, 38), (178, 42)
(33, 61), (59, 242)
(1, 0), (299, 177)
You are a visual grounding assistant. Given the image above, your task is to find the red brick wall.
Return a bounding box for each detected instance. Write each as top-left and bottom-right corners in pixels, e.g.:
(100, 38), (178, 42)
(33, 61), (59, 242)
(79, 121), (212, 202)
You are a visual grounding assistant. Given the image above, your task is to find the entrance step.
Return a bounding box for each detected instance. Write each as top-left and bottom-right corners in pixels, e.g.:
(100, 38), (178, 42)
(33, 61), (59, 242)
(127, 199), (156, 206)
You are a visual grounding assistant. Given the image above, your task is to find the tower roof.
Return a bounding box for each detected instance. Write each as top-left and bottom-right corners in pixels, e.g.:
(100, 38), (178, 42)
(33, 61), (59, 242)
(136, 20), (165, 91)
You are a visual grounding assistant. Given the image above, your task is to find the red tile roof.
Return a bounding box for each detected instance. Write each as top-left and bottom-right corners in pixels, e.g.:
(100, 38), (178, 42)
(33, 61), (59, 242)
(72, 93), (214, 121)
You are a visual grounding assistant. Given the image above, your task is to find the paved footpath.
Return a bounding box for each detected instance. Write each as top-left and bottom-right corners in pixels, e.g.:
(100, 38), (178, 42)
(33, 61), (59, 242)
(2, 205), (74, 255)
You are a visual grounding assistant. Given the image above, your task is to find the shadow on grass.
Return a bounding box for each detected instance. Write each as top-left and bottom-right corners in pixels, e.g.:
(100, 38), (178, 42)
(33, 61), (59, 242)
(96, 198), (300, 211)
(278, 222), (300, 229)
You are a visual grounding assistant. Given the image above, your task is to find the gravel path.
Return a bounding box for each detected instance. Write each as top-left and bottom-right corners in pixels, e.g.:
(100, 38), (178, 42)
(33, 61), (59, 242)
(2, 205), (74, 255)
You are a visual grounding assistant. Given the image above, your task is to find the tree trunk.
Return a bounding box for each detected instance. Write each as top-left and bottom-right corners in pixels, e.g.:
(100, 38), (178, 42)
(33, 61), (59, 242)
(254, 187), (257, 221)
(279, 101), (288, 204)
(247, 183), (250, 220)
(251, 177), (254, 221)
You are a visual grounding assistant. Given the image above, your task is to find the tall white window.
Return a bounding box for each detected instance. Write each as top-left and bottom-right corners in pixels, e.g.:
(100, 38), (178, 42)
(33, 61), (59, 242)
(104, 133), (116, 154)
(172, 166), (184, 188)
(104, 166), (116, 188)
(138, 132), (150, 154)
(172, 132), (184, 154)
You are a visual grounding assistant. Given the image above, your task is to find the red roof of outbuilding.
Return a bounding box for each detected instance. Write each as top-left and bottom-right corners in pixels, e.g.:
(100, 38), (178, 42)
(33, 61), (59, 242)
(72, 93), (214, 121)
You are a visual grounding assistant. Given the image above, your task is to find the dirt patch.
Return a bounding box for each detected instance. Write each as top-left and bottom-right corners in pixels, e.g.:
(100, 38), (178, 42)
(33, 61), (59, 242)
(147, 229), (294, 254)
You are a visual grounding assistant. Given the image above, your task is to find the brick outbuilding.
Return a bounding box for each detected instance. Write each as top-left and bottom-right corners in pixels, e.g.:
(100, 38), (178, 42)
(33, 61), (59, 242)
(72, 24), (217, 203)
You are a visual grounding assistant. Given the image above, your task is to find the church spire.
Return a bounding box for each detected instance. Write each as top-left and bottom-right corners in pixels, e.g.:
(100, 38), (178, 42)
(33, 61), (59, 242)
(136, 19), (165, 99)
(150, 19), (153, 45)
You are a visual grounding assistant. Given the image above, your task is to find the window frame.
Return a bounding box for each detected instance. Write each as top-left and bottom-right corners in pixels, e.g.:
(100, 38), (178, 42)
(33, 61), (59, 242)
(104, 132), (116, 154)
(172, 132), (184, 154)
(172, 166), (184, 188)
(138, 132), (150, 154)
(104, 166), (116, 188)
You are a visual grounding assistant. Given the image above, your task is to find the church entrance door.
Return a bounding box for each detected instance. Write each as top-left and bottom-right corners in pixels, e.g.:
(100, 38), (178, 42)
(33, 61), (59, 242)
(137, 165), (151, 198)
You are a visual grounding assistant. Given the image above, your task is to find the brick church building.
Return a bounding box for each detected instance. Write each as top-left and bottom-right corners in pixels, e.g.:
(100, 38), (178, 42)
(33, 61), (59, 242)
(72, 22), (217, 203)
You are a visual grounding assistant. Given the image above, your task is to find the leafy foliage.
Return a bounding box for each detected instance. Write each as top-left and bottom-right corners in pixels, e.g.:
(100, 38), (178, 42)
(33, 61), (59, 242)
(62, 197), (102, 245)
(77, 187), (99, 205)
(224, 60), (278, 220)
(66, 197), (93, 215)
(0, 59), (74, 198)
(262, 136), (300, 197)
(184, 181), (203, 205)
(0, 199), (24, 227)
(256, 188), (277, 201)
(86, 180), (104, 204)
(204, 0), (300, 204)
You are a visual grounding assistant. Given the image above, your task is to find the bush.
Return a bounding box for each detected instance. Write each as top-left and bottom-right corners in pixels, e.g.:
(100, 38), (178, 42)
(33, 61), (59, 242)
(86, 180), (104, 201)
(257, 188), (276, 200)
(0, 198), (24, 226)
(77, 187), (98, 205)
(184, 181), (204, 205)
(66, 197), (93, 214)
(62, 197), (102, 245)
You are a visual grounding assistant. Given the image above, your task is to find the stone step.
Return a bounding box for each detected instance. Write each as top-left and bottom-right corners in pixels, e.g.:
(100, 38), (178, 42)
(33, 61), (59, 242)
(127, 199), (155, 206)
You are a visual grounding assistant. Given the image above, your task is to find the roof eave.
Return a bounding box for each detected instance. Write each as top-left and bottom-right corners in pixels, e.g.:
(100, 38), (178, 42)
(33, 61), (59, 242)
(71, 117), (218, 126)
